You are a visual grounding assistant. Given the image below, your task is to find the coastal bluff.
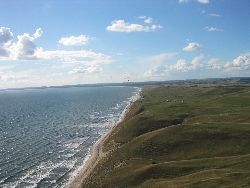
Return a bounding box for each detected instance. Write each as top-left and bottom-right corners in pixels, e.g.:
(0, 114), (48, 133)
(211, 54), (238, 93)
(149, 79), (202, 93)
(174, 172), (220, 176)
(80, 85), (250, 188)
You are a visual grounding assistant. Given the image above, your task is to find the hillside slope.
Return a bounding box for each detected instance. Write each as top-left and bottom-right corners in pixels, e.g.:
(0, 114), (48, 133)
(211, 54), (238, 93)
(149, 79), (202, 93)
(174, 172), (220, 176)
(82, 85), (250, 188)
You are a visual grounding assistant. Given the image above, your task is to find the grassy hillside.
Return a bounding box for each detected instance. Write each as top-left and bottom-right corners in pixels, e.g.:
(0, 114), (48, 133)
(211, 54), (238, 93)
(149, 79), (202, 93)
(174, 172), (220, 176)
(82, 85), (250, 188)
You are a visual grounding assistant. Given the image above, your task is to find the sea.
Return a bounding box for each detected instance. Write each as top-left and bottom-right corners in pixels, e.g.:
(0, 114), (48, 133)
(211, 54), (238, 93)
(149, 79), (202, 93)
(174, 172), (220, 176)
(0, 86), (140, 188)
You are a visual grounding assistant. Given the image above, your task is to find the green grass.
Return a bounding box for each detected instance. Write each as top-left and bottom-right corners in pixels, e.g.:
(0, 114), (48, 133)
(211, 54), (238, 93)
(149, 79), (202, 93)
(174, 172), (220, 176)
(82, 85), (250, 188)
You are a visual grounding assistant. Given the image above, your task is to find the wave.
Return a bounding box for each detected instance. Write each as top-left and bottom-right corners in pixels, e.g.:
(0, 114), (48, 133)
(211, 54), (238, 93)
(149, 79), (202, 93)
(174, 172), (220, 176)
(0, 86), (141, 188)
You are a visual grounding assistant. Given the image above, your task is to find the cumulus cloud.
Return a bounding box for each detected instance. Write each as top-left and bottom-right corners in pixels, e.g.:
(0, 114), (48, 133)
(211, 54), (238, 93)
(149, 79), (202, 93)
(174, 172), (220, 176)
(106, 19), (162, 33)
(183, 42), (201, 52)
(170, 59), (189, 72)
(58, 35), (89, 46)
(0, 28), (44, 60)
(33, 28), (43, 38)
(11, 33), (40, 60)
(170, 54), (250, 73)
(145, 53), (250, 80)
(224, 54), (250, 71)
(0, 27), (112, 77)
(179, 0), (209, 4)
(0, 27), (13, 57)
(145, 52), (250, 79)
(0, 27), (13, 44)
(170, 54), (205, 72)
(144, 54), (206, 78)
(0, 27), (111, 66)
(205, 26), (223, 32)
(0, 27), (116, 88)
(143, 58), (196, 78)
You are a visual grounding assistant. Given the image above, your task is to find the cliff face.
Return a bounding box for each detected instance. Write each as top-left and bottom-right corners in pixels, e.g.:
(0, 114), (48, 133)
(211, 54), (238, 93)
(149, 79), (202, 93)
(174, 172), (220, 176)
(82, 85), (250, 188)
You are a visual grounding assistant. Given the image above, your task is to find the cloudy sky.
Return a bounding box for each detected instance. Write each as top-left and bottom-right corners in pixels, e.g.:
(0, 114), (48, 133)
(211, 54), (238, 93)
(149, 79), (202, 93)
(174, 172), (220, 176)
(0, 0), (250, 89)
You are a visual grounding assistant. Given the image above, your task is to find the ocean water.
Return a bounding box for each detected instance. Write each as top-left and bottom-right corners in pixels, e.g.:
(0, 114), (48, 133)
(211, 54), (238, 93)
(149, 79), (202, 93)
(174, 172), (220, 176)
(0, 86), (140, 188)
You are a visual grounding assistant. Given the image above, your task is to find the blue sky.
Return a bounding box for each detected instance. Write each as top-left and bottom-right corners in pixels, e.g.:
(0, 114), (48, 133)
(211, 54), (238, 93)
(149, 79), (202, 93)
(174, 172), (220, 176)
(0, 0), (249, 88)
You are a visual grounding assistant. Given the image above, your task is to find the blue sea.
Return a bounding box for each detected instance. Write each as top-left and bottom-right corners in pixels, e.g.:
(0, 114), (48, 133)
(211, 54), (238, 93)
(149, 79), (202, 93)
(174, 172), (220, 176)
(0, 86), (140, 188)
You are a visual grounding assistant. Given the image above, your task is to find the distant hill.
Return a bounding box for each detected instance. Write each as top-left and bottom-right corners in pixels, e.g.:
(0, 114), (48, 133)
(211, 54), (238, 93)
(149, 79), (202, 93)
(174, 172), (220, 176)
(1, 77), (250, 91)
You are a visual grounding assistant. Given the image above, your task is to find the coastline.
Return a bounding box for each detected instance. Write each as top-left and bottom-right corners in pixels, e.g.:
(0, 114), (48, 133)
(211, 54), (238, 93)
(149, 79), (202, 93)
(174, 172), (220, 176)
(65, 85), (250, 187)
(66, 87), (142, 188)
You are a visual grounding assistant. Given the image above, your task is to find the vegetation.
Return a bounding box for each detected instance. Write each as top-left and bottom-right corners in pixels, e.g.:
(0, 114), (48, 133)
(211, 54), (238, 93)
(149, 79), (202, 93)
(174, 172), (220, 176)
(82, 85), (250, 188)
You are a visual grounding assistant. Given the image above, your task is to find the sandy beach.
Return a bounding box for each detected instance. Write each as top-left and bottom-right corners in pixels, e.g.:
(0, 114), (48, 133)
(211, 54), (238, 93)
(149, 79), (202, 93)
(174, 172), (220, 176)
(66, 88), (141, 188)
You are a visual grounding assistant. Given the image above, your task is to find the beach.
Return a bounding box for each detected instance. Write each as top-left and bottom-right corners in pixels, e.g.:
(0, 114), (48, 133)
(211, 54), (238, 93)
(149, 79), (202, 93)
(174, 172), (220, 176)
(66, 88), (142, 188)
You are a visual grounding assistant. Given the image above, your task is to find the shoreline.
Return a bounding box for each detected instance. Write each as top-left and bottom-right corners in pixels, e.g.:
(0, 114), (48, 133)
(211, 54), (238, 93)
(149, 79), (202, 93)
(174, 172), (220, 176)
(66, 87), (142, 188)
(66, 85), (250, 187)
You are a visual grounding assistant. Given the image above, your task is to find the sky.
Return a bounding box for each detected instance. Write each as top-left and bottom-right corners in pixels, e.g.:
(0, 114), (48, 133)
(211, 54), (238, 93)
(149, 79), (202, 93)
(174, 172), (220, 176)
(0, 0), (250, 89)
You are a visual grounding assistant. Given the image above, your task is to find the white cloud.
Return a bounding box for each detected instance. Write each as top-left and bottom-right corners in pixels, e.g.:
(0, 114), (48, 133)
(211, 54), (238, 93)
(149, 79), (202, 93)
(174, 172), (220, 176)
(224, 54), (250, 71)
(144, 17), (153, 24)
(170, 59), (190, 72)
(144, 65), (168, 78)
(106, 19), (162, 33)
(0, 70), (29, 83)
(205, 26), (223, 32)
(170, 54), (205, 72)
(179, 0), (209, 4)
(144, 53), (250, 78)
(0, 27), (111, 67)
(69, 65), (102, 74)
(144, 54), (207, 78)
(0, 28), (44, 60)
(137, 16), (153, 24)
(0, 65), (14, 71)
(0, 27), (112, 78)
(33, 28), (43, 38)
(0, 27), (13, 57)
(0, 27), (13, 44)
(191, 54), (205, 68)
(151, 24), (162, 30)
(143, 52), (176, 78)
(207, 58), (222, 69)
(36, 50), (112, 65)
(145, 52), (176, 63)
(183, 42), (201, 52)
(170, 53), (250, 73)
(137, 16), (147, 19)
(36, 49), (112, 75)
(58, 35), (89, 46)
(0, 47), (10, 57)
(0, 27), (117, 88)
(11, 33), (40, 60)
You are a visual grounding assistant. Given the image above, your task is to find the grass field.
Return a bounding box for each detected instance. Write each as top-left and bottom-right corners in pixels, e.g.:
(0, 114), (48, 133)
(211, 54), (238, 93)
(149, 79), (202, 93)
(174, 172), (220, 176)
(82, 85), (250, 188)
